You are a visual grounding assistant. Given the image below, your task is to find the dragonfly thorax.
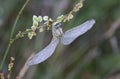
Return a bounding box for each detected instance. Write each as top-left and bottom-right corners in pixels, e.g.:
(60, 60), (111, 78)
(52, 22), (63, 39)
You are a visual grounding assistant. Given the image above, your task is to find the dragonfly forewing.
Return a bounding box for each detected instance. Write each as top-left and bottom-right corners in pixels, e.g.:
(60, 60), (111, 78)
(61, 19), (95, 45)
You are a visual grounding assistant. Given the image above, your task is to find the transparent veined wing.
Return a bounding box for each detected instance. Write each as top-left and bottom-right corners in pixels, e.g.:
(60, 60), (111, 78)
(61, 19), (95, 45)
(27, 39), (59, 66)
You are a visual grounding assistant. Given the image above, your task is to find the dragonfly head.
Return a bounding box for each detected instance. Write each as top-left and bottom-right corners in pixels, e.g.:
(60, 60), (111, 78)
(53, 22), (62, 29)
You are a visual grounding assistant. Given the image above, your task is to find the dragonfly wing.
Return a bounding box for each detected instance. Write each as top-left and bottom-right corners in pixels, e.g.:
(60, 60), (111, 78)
(61, 19), (95, 45)
(27, 38), (59, 66)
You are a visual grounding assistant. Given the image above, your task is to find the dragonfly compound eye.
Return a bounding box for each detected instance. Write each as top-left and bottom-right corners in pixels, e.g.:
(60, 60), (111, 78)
(53, 22), (62, 29)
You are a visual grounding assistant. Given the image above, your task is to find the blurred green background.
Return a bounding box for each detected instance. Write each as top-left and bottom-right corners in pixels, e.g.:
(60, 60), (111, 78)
(0, 0), (120, 79)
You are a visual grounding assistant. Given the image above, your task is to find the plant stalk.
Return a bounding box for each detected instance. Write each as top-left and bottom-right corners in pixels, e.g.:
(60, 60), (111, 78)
(0, 0), (30, 70)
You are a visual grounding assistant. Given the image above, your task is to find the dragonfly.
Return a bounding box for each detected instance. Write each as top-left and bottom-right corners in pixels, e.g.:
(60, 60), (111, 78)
(27, 19), (95, 66)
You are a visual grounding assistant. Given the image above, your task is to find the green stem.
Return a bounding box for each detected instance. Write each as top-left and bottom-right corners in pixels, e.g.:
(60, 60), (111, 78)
(0, 0), (30, 70)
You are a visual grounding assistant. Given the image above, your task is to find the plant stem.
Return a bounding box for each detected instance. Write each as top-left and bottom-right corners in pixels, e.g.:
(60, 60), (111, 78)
(0, 0), (30, 70)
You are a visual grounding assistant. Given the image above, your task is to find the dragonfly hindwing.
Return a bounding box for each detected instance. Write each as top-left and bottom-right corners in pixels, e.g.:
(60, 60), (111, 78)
(27, 39), (59, 66)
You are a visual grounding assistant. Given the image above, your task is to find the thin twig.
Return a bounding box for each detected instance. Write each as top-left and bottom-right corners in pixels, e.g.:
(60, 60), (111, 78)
(103, 19), (120, 39)
(16, 53), (34, 79)
(0, 0), (31, 70)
